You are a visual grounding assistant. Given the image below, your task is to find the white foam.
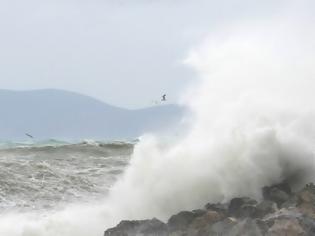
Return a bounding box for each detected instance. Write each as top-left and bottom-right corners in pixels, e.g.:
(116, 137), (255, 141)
(1, 2), (315, 235)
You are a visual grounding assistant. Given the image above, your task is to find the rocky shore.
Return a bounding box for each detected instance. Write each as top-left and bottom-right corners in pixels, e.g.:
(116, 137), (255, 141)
(104, 182), (315, 236)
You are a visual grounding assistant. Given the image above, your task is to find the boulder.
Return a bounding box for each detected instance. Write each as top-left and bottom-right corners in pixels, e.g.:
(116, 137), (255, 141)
(104, 218), (168, 236)
(170, 210), (224, 236)
(254, 200), (278, 218)
(297, 183), (315, 219)
(209, 217), (238, 235)
(299, 216), (315, 235)
(139, 218), (169, 236)
(190, 210), (225, 229)
(205, 203), (228, 215)
(261, 208), (315, 235)
(297, 183), (315, 205)
(266, 218), (305, 236)
(228, 197), (258, 218)
(104, 182), (315, 236)
(281, 196), (298, 209)
(263, 182), (292, 207)
(228, 218), (264, 236)
(167, 210), (205, 232)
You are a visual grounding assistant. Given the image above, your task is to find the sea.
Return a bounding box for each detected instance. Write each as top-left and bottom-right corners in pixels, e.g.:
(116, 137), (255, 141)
(0, 139), (134, 213)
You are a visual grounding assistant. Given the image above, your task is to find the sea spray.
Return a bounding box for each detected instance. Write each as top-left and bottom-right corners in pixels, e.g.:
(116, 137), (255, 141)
(104, 7), (315, 222)
(1, 3), (315, 235)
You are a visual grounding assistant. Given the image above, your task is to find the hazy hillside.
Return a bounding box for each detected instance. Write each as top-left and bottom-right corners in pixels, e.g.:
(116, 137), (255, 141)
(0, 89), (185, 140)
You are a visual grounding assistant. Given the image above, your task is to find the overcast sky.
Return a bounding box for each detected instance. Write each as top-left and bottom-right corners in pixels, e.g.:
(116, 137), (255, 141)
(0, 0), (290, 108)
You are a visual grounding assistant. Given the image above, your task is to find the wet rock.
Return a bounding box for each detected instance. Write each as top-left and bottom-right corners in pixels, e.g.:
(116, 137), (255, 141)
(261, 207), (311, 235)
(297, 183), (315, 205)
(104, 182), (315, 236)
(167, 210), (205, 232)
(174, 210), (225, 236)
(299, 215), (315, 235)
(104, 218), (168, 236)
(191, 209), (207, 216)
(209, 217), (238, 235)
(254, 200), (278, 218)
(190, 210), (224, 229)
(228, 218), (264, 236)
(256, 219), (270, 235)
(297, 183), (315, 219)
(281, 195), (298, 209)
(205, 202), (228, 215)
(140, 218), (169, 236)
(263, 182), (292, 207)
(228, 197), (258, 218)
(266, 218), (305, 236)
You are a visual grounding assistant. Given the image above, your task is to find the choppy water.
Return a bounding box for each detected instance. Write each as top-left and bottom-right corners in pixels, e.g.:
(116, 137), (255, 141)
(0, 140), (134, 212)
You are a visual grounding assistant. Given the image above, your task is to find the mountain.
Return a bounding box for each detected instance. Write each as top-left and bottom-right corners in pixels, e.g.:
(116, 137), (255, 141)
(0, 89), (185, 140)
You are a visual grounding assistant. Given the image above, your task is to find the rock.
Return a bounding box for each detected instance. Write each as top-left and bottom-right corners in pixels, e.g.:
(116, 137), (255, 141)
(263, 182), (292, 207)
(228, 218), (264, 236)
(190, 210), (225, 229)
(104, 218), (168, 236)
(263, 208), (302, 223)
(228, 199), (277, 219)
(105, 220), (140, 236)
(254, 200), (278, 218)
(228, 197), (258, 218)
(104, 182), (315, 236)
(281, 196), (298, 209)
(173, 210), (225, 236)
(167, 210), (205, 232)
(209, 217), (238, 235)
(240, 204), (259, 218)
(299, 216), (315, 235)
(191, 209), (207, 216)
(139, 218), (169, 236)
(256, 219), (270, 235)
(262, 208), (311, 235)
(205, 203), (228, 215)
(297, 183), (315, 205)
(266, 218), (305, 236)
(297, 183), (315, 219)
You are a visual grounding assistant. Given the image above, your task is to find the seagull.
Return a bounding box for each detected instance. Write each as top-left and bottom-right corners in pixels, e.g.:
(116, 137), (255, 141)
(161, 94), (166, 101)
(25, 133), (34, 139)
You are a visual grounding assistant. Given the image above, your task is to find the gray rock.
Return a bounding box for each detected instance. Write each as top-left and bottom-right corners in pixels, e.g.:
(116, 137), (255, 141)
(256, 219), (269, 235)
(187, 210), (225, 235)
(265, 218), (305, 236)
(104, 182), (315, 236)
(209, 217), (238, 235)
(263, 182), (291, 207)
(228, 218), (264, 236)
(296, 183), (315, 220)
(228, 197), (258, 218)
(104, 218), (168, 236)
(254, 200), (278, 218)
(297, 183), (315, 206)
(167, 210), (207, 232)
(205, 203), (228, 215)
(281, 196), (298, 208)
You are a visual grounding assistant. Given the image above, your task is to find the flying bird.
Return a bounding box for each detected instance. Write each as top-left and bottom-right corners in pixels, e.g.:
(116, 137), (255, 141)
(25, 133), (34, 139)
(161, 94), (166, 101)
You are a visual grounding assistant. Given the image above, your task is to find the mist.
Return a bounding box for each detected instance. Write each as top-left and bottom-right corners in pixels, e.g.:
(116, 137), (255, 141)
(0, 1), (315, 235)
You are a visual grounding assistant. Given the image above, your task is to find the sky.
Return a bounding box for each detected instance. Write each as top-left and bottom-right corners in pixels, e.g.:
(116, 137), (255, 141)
(0, 0), (289, 108)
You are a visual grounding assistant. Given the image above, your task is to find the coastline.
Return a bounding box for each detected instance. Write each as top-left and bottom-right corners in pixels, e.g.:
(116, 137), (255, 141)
(105, 182), (315, 236)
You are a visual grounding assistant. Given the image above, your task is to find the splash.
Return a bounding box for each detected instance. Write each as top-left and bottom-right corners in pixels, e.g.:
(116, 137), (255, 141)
(1, 3), (315, 235)
(104, 5), (315, 222)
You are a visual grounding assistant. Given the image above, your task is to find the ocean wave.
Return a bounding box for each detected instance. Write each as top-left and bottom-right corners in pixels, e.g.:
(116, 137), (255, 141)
(0, 139), (136, 152)
(0, 139), (134, 213)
